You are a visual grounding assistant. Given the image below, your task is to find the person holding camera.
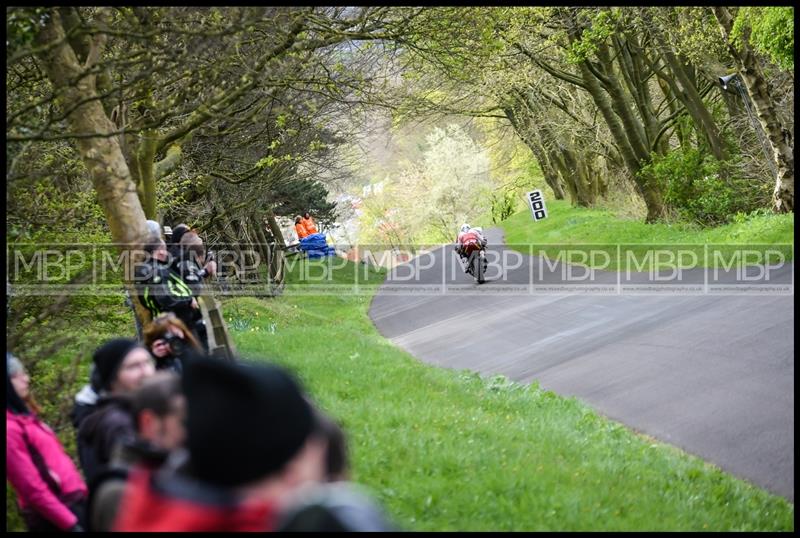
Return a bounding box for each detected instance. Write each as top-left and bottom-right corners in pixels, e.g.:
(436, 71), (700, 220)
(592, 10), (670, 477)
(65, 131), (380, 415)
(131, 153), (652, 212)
(171, 231), (216, 350)
(143, 313), (204, 375)
(172, 231), (216, 295)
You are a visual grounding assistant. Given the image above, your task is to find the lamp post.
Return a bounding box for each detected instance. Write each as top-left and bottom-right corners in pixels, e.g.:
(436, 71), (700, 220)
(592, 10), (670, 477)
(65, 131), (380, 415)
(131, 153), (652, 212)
(718, 73), (779, 181)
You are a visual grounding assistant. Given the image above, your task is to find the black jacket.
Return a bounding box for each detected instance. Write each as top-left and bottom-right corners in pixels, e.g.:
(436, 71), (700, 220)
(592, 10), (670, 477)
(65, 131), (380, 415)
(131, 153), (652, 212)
(76, 396), (136, 486)
(171, 251), (210, 298)
(134, 258), (197, 327)
(87, 439), (170, 532)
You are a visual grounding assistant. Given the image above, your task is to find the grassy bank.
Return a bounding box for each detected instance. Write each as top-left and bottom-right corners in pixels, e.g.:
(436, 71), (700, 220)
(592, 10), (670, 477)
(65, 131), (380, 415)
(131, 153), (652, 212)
(226, 257), (794, 531)
(497, 200), (793, 271)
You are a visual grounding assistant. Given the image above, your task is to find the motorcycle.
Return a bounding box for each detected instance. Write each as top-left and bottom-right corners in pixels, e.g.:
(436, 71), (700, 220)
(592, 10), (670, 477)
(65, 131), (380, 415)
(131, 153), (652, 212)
(460, 242), (487, 284)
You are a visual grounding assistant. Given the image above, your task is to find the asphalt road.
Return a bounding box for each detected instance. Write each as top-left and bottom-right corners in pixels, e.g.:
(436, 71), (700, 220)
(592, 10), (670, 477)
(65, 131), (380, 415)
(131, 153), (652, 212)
(368, 228), (794, 501)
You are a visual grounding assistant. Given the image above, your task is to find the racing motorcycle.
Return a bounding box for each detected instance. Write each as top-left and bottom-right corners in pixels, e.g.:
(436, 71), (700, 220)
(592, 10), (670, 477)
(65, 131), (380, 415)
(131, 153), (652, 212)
(460, 242), (487, 284)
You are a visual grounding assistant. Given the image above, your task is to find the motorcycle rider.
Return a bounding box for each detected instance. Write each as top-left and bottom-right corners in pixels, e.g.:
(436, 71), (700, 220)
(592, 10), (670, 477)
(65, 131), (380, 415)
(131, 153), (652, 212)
(455, 223), (487, 272)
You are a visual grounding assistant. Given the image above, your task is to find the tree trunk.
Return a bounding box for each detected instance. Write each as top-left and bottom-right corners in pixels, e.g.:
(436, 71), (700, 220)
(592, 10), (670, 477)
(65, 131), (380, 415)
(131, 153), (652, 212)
(652, 35), (728, 161)
(530, 143), (567, 200)
(714, 6), (794, 212)
(593, 42), (650, 162)
(264, 212), (287, 289)
(250, 215), (272, 285)
(35, 8), (152, 326)
(502, 107), (566, 200)
(613, 33), (666, 155)
(577, 59), (666, 222)
(657, 78), (689, 148)
(265, 211), (287, 246)
(554, 142), (596, 207)
(135, 130), (159, 220)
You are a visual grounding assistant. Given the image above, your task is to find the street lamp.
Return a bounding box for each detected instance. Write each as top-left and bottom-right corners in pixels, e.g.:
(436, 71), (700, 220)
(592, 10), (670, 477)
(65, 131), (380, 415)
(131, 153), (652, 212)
(718, 72), (779, 181)
(718, 73), (738, 90)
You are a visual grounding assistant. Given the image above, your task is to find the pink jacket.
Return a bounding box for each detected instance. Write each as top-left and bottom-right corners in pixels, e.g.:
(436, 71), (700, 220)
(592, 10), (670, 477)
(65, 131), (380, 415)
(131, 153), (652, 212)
(6, 410), (88, 530)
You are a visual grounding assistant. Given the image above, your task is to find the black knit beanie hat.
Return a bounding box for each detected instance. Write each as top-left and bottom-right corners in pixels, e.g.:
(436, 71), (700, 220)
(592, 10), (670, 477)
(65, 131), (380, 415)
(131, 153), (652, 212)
(182, 357), (316, 487)
(93, 338), (142, 392)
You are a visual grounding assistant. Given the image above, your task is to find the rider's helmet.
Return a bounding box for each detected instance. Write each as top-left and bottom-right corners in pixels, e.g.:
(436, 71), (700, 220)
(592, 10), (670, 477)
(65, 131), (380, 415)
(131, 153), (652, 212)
(460, 224), (471, 233)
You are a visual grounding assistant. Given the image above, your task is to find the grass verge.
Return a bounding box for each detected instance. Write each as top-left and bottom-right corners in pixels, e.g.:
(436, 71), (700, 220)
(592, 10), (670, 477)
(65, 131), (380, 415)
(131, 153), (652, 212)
(498, 200), (793, 271)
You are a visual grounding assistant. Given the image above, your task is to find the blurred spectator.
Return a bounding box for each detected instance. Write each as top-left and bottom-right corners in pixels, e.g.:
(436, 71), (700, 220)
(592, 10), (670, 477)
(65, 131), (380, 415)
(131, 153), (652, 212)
(77, 339), (155, 485)
(295, 215), (310, 240)
(7, 353), (88, 532)
(143, 313), (203, 374)
(69, 365), (103, 434)
(316, 412), (349, 482)
(302, 212), (318, 235)
(112, 357), (328, 531)
(275, 482), (397, 532)
(88, 371), (186, 531)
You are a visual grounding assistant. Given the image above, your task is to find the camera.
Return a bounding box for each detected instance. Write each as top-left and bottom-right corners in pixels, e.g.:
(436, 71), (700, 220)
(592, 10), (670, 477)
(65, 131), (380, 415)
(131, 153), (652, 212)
(163, 332), (186, 356)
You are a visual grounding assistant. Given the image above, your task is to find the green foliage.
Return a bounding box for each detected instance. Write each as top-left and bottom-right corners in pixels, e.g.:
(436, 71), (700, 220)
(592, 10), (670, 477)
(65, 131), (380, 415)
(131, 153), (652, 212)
(269, 177), (337, 222)
(732, 7), (794, 70)
(6, 7), (48, 49)
(639, 149), (770, 227)
(490, 188), (517, 224)
(358, 123), (493, 244)
(7, 142), (108, 240)
(566, 10), (617, 64)
(665, 7), (730, 67)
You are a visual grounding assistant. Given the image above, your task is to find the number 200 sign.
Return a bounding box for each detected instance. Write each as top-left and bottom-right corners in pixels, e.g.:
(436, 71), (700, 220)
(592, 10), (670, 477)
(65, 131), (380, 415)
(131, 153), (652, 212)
(526, 190), (548, 221)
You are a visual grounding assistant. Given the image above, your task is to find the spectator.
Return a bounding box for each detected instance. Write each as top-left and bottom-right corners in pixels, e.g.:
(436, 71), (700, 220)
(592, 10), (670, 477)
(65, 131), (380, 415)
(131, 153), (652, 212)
(69, 365), (103, 434)
(302, 211), (318, 235)
(7, 353), (88, 532)
(316, 412), (349, 482)
(173, 231), (217, 296)
(166, 223), (190, 261)
(172, 231), (216, 349)
(77, 339), (156, 485)
(295, 215), (310, 240)
(295, 214), (335, 259)
(143, 313), (203, 374)
(88, 371), (186, 532)
(274, 410), (396, 531)
(145, 219), (162, 244)
(134, 237), (199, 334)
(275, 482), (397, 532)
(112, 357), (328, 531)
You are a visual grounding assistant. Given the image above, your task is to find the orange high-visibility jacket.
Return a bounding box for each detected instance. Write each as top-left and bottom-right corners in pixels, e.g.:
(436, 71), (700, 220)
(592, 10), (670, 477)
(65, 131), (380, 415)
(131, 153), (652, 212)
(295, 221), (310, 239)
(302, 217), (318, 235)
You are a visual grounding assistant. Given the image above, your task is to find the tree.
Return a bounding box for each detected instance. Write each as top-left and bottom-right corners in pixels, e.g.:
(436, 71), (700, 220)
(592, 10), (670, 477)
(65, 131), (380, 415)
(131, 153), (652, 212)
(8, 6), (424, 324)
(714, 6), (794, 212)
